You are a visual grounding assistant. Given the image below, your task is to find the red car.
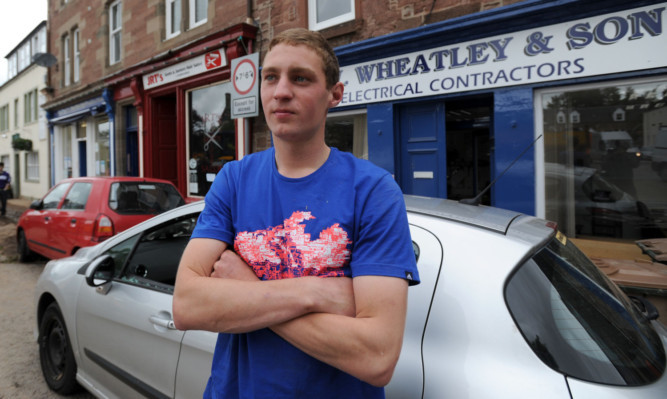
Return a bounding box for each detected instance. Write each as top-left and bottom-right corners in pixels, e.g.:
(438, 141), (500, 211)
(17, 177), (185, 261)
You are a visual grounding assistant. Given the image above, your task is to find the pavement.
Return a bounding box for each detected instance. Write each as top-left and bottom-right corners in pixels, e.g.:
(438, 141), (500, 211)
(4, 197), (32, 223)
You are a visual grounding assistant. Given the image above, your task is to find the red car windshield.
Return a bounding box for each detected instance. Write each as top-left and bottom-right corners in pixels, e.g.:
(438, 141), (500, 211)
(109, 182), (185, 215)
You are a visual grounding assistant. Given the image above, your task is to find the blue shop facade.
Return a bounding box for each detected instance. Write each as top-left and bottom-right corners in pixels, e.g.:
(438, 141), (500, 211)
(328, 0), (667, 246)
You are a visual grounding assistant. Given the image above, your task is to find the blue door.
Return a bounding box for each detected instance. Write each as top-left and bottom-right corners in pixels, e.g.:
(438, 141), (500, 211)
(78, 141), (87, 176)
(399, 102), (447, 198)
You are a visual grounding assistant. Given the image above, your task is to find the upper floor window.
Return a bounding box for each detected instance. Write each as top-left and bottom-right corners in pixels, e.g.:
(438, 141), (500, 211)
(8, 54), (17, 79)
(109, 1), (122, 65)
(63, 34), (71, 86)
(166, 0), (181, 39)
(189, 0), (207, 28)
(308, 0), (355, 31)
(24, 89), (38, 124)
(0, 105), (9, 132)
(18, 43), (30, 71)
(14, 99), (19, 128)
(73, 29), (80, 83)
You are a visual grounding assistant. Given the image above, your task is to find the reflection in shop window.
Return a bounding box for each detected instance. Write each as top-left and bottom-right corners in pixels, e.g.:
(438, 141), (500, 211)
(188, 83), (235, 197)
(95, 119), (111, 176)
(542, 79), (667, 242)
(325, 113), (367, 159)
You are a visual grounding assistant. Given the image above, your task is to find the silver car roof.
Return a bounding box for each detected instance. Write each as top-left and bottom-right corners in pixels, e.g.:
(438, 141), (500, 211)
(404, 195), (523, 234)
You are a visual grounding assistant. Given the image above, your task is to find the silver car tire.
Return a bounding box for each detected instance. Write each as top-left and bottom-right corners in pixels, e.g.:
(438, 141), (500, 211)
(38, 302), (80, 394)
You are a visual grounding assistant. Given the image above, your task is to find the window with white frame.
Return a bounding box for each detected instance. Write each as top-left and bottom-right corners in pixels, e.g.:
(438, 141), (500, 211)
(189, 0), (207, 28)
(0, 105), (8, 131)
(8, 53), (17, 79)
(63, 34), (71, 86)
(166, 0), (181, 39)
(18, 43), (30, 71)
(109, 1), (122, 64)
(73, 29), (80, 83)
(24, 89), (38, 124)
(308, 0), (355, 31)
(39, 28), (47, 53)
(26, 152), (39, 180)
(14, 99), (19, 128)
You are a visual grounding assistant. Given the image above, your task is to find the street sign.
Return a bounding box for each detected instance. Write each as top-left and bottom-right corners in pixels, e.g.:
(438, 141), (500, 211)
(231, 53), (259, 119)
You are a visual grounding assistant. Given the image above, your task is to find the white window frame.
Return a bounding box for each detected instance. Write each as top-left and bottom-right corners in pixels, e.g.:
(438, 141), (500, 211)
(64, 34), (71, 86)
(109, 0), (122, 65)
(189, 0), (207, 29)
(308, 0), (355, 31)
(26, 152), (39, 180)
(166, 0), (181, 39)
(14, 98), (19, 128)
(73, 29), (80, 83)
(8, 53), (17, 79)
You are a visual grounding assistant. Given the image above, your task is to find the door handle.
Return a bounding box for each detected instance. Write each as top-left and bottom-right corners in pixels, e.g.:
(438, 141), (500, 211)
(149, 315), (176, 330)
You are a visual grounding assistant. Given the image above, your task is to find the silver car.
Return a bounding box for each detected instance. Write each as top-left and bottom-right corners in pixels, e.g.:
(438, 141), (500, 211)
(34, 196), (667, 398)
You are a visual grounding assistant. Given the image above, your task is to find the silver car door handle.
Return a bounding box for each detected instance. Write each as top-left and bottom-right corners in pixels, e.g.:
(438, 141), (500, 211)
(149, 315), (176, 330)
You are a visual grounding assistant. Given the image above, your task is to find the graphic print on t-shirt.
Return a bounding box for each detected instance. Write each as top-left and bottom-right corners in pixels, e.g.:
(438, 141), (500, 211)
(234, 211), (351, 280)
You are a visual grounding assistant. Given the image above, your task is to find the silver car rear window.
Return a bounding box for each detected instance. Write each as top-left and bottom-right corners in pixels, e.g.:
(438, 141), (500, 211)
(505, 233), (666, 386)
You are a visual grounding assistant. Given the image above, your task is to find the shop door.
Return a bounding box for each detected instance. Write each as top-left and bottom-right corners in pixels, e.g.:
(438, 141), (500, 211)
(399, 102), (447, 198)
(78, 141), (87, 176)
(444, 97), (492, 204)
(152, 95), (178, 186)
(126, 106), (139, 176)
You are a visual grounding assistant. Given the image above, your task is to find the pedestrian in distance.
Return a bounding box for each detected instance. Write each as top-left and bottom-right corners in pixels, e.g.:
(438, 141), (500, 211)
(173, 28), (420, 398)
(0, 162), (11, 217)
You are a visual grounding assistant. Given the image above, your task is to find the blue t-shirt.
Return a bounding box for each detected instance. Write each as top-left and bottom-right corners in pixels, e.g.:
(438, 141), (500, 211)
(193, 147), (420, 399)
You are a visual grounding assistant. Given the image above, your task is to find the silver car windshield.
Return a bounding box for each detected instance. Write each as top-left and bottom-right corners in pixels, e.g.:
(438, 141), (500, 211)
(505, 233), (666, 386)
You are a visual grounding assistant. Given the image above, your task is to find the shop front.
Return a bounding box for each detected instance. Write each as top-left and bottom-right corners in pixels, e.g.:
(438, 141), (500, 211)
(106, 23), (256, 200)
(331, 0), (667, 247)
(46, 90), (114, 184)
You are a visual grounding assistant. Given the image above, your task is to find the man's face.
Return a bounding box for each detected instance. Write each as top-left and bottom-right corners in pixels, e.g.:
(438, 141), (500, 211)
(260, 43), (342, 143)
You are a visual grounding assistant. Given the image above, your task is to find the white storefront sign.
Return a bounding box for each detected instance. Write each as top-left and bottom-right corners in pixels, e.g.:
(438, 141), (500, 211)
(142, 48), (228, 90)
(339, 4), (667, 106)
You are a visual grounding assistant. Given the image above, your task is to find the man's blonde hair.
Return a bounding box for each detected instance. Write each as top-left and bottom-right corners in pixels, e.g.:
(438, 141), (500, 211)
(266, 28), (340, 89)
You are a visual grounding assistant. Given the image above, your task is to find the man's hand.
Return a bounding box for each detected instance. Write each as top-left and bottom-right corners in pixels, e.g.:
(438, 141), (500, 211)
(209, 249), (356, 318)
(211, 249), (258, 281)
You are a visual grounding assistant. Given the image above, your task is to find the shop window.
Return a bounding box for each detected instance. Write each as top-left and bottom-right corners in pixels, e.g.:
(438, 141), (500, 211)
(166, 0), (181, 39)
(308, 0), (355, 31)
(189, 0), (207, 28)
(325, 112), (367, 159)
(540, 79), (667, 243)
(187, 82), (235, 197)
(25, 152), (39, 181)
(95, 119), (111, 176)
(61, 125), (73, 179)
(109, 0), (122, 65)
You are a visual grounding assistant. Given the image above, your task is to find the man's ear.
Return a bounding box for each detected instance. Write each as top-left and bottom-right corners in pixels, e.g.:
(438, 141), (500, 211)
(329, 82), (344, 108)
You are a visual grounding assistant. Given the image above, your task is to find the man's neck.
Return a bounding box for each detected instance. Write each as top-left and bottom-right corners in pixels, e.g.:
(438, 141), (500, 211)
(273, 139), (331, 179)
